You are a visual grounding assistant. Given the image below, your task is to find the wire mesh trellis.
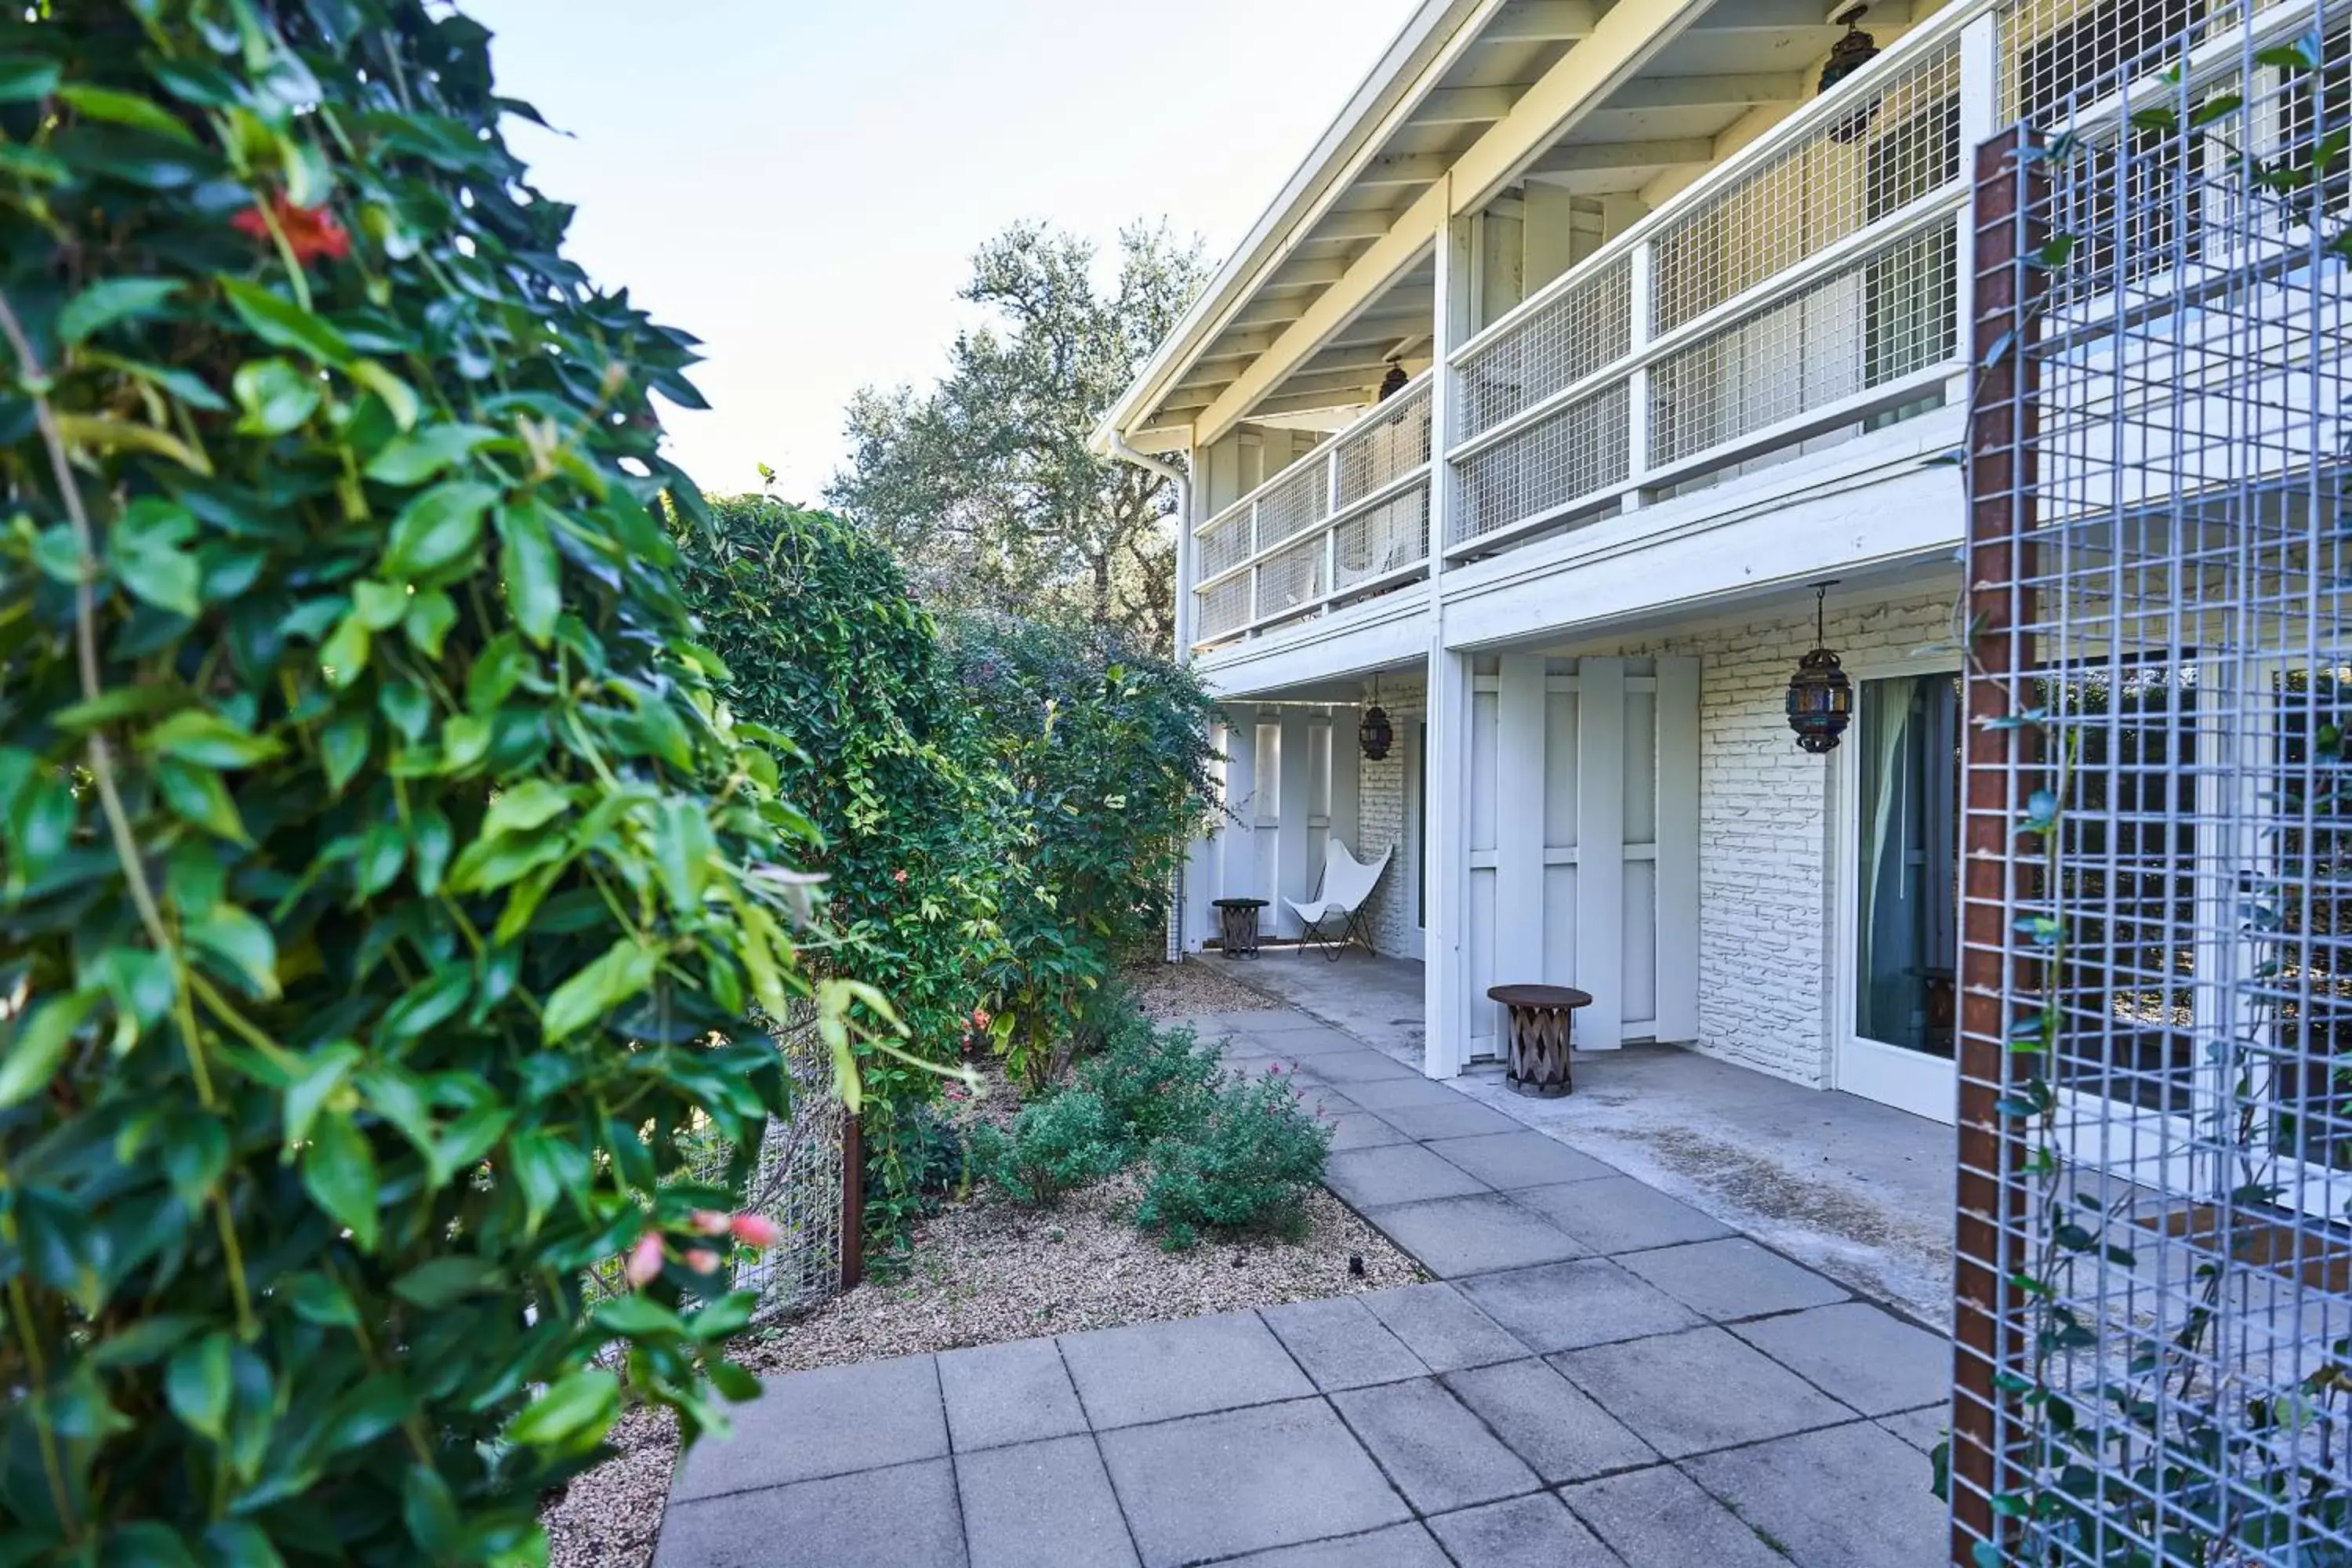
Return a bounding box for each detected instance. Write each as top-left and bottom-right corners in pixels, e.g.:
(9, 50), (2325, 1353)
(1956, 2), (2352, 1562)
(583, 1000), (846, 1334)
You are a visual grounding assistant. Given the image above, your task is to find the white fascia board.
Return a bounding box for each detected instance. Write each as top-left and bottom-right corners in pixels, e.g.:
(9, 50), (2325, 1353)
(1092, 0), (1496, 455)
(1440, 432), (1967, 654)
(1195, 596), (1435, 702)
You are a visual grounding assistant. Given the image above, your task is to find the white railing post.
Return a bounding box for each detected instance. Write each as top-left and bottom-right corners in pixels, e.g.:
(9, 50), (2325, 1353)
(1955, 12), (2002, 406)
(1624, 238), (1657, 512)
(1325, 445), (1343, 606)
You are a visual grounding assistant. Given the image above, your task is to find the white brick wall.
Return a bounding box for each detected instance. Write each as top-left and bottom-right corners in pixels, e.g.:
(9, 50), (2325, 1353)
(1599, 588), (1959, 1087)
(1352, 673), (1426, 960)
(1315, 586), (1958, 1090)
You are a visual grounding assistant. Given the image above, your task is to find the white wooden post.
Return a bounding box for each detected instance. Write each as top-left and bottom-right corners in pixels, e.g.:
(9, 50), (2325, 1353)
(1424, 200), (1479, 1079)
(1494, 655), (1548, 990)
(1624, 239), (1655, 512)
(1276, 708), (1314, 938)
(1220, 713), (1259, 913)
(1954, 13), (2000, 408)
(1575, 657), (1628, 1049)
(1328, 708), (1362, 866)
(1653, 655), (1701, 1041)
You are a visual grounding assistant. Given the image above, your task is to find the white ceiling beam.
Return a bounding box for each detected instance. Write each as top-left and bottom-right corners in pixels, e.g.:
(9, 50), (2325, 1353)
(1484, 1), (1602, 43)
(1413, 85), (1520, 125)
(1259, 258), (1353, 293)
(1606, 71), (1808, 111)
(1311, 207), (1412, 243)
(1195, 0), (1714, 445)
(1525, 136), (1715, 174)
(1686, 0), (1844, 27)
(1230, 298), (1305, 330)
(1355, 154), (1450, 188)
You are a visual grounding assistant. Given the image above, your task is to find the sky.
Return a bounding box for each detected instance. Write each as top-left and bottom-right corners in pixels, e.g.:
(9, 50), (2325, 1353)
(467, 1), (1422, 503)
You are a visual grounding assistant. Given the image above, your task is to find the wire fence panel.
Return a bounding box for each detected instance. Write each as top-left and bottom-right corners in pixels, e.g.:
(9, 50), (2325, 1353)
(1958, 5), (2352, 1563)
(583, 1002), (845, 1334)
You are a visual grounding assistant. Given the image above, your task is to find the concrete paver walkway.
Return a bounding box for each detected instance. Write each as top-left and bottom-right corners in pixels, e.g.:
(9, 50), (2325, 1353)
(653, 1005), (1954, 1566)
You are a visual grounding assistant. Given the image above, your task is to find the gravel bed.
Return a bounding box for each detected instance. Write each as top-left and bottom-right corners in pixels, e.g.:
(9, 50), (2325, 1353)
(1124, 954), (1283, 1019)
(545, 973), (1403, 1568)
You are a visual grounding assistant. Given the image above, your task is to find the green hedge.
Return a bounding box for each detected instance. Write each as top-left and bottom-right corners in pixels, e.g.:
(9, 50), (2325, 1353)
(0, 6), (841, 1560)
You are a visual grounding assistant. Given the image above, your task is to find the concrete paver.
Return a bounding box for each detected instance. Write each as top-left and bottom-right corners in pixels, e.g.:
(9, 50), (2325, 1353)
(654, 996), (1955, 1567)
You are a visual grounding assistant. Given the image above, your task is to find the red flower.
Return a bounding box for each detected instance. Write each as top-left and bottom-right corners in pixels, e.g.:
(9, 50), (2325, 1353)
(971, 1007), (992, 1029)
(731, 1212), (783, 1249)
(893, 869), (908, 884)
(622, 1232), (665, 1288)
(231, 194), (352, 265)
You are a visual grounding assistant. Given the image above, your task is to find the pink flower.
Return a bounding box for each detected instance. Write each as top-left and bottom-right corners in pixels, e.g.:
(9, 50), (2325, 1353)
(1266, 1063), (1282, 1075)
(893, 869), (908, 884)
(623, 1232), (665, 1287)
(689, 1209), (732, 1236)
(971, 1007), (992, 1029)
(686, 1248), (722, 1274)
(731, 1212), (783, 1249)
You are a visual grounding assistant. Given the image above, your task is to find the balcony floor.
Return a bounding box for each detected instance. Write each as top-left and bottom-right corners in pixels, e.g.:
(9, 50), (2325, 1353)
(1204, 949), (1955, 1327)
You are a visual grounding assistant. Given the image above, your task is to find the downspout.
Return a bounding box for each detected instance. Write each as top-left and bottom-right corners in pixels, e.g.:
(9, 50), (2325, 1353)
(1107, 434), (1196, 964)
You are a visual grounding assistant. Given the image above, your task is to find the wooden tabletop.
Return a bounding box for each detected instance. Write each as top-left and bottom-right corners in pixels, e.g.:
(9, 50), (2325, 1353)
(1487, 984), (1593, 1009)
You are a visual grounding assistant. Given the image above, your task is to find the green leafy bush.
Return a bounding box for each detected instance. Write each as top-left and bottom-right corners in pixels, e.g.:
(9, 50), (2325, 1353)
(0, 7), (836, 1561)
(968, 1089), (1124, 1209)
(1134, 1069), (1333, 1250)
(1076, 1009), (1221, 1151)
(947, 615), (1216, 1083)
(673, 496), (1004, 1254)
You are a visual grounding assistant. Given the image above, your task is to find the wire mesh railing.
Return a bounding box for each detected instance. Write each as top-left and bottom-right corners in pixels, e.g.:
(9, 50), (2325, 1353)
(1190, 373), (1432, 646)
(1955, 2), (2352, 1561)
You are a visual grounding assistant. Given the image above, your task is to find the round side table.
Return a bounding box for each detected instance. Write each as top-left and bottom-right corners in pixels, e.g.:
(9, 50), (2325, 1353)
(1212, 898), (1269, 958)
(1486, 984), (1593, 1098)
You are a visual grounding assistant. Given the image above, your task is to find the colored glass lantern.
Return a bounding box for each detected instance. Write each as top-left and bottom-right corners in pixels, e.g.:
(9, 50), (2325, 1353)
(1359, 674), (1394, 760)
(1786, 582), (1853, 754)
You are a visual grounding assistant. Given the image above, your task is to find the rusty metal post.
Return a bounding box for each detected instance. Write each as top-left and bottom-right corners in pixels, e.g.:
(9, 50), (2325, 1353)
(840, 1110), (865, 1291)
(1951, 125), (2044, 1566)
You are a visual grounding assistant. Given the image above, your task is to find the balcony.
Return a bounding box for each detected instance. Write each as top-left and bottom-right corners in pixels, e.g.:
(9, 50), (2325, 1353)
(1190, 5), (1980, 657)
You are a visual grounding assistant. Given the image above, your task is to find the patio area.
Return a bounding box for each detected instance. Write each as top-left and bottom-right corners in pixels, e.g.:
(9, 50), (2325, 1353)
(652, 996), (1955, 1566)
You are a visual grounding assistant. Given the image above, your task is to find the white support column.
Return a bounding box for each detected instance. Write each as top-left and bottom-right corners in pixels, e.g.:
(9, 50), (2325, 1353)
(1575, 657), (1628, 1050)
(1953, 13), (2001, 406)
(1653, 655), (1701, 1042)
(1276, 708), (1314, 938)
(1494, 655), (1548, 989)
(1623, 239), (1655, 512)
(1329, 710), (1362, 863)
(1220, 713), (1259, 912)
(1175, 444), (1203, 659)
(1424, 196), (1478, 1079)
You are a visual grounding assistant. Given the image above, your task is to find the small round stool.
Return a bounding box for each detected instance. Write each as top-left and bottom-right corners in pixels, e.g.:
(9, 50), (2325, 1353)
(1486, 984), (1593, 1098)
(1212, 898), (1269, 958)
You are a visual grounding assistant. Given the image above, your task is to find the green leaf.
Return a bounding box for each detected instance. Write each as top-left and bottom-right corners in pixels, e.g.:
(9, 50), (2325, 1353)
(165, 1330), (233, 1442)
(652, 797), (714, 914)
(0, 54), (61, 104)
(354, 818), (406, 900)
(505, 1368), (619, 1452)
(383, 481), (497, 581)
(282, 1041), (361, 1151)
(58, 278), (182, 345)
(347, 360), (420, 433)
(590, 1294), (685, 1336)
(156, 756), (250, 844)
(390, 1258), (500, 1309)
(219, 278), (353, 368)
(299, 1113), (379, 1251)
(146, 710), (284, 769)
(365, 423), (497, 485)
(321, 608), (371, 688)
(114, 540), (202, 618)
(184, 902), (280, 998)
(281, 1272), (359, 1329)
(411, 806), (453, 895)
(350, 579), (410, 631)
(0, 987), (101, 1107)
(439, 713), (492, 775)
(493, 500), (562, 644)
(233, 357), (321, 437)
(58, 83), (197, 143)
(403, 587), (456, 658)
(482, 779), (572, 838)
(402, 1465), (462, 1559)
(541, 938), (655, 1043)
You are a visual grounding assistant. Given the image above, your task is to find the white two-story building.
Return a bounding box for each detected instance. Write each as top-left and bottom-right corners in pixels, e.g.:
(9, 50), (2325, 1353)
(1100, 0), (2215, 1122)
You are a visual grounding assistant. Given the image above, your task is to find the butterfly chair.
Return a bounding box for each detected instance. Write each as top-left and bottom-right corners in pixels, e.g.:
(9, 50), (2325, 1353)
(1287, 839), (1392, 962)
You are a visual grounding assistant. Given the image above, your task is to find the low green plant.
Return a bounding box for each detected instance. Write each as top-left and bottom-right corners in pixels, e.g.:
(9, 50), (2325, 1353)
(1133, 1068), (1332, 1250)
(968, 1088), (1123, 1209)
(1077, 1011), (1221, 1151)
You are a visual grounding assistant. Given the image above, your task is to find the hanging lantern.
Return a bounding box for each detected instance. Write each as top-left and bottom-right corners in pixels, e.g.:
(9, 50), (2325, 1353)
(1377, 361), (1410, 401)
(1359, 674), (1394, 761)
(1786, 581), (1853, 755)
(1818, 5), (1882, 144)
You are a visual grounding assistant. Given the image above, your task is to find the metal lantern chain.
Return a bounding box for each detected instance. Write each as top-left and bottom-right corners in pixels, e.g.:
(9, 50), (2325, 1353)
(1785, 581), (1852, 754)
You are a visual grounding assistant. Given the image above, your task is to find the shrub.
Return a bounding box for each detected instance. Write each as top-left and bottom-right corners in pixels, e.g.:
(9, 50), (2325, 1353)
(0, 8), (837, 1560)
(1134, 1070), (1334, 1250)
(947, 614), (1217, 1083)
(673, 496), (1006, 1255)
(968, 1089), (1124, 1208)
(1077, 1011), (1221, 1152)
